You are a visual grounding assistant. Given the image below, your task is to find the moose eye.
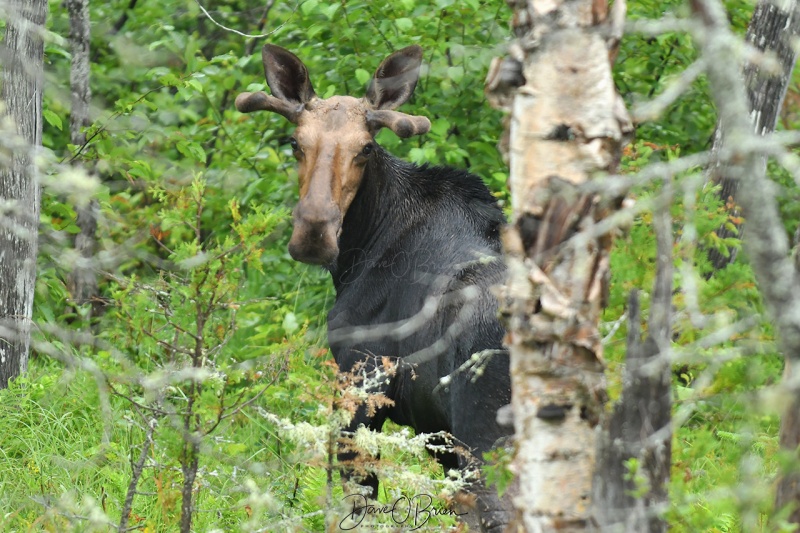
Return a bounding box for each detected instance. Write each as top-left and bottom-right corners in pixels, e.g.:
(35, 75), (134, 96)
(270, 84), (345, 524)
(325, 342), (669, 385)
(288, 137), (300, 152)
(360, 143), (374, 157)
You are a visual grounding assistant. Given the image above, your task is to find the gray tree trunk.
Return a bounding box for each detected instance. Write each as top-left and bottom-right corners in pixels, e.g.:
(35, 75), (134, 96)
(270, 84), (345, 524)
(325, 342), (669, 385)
(594, 193), (673, 532)
(65, 0), (99, 316)
(0, 0), (48, 389)
(707, 0), (800, 270)
(777, 356), (800, 524)
(776, 225), (800, 523)
(686, 0), (800, 526)
(486, 0), (631, 528)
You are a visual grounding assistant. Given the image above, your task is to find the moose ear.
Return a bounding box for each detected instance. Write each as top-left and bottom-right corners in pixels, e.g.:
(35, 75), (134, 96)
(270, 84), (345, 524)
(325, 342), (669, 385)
(366, 45), (423, 110)
(262, 44), (317, 104)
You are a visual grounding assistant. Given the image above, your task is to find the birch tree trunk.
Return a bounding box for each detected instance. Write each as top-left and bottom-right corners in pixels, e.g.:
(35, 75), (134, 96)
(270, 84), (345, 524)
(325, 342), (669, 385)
(685, 0), (800, 526)
(486, 0), (631, 528)
(0, 0), (48, 389)
(707, 0), (800, 270)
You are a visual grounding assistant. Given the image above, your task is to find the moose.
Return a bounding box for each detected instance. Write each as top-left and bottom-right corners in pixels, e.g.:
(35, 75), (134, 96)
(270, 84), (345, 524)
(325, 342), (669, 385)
(236, 44), (513, 531)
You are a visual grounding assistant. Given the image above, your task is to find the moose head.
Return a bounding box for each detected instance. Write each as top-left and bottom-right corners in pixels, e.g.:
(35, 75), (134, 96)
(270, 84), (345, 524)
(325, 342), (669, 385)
(235, 45), (431, 265)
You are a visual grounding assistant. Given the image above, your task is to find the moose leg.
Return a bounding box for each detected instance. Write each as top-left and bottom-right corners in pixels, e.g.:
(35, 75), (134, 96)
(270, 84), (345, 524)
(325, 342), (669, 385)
(450, 352), (515, 532)
(462, 437), (517, 533)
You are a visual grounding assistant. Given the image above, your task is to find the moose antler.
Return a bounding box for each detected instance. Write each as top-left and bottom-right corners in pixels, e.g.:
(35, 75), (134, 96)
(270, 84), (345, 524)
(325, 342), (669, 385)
(234, 91), (303, 123)
(366, 109), (431, 138)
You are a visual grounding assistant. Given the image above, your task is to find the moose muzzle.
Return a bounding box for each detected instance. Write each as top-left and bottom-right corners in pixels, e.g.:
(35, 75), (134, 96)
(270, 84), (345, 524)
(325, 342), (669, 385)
(287, 200), (341, 265)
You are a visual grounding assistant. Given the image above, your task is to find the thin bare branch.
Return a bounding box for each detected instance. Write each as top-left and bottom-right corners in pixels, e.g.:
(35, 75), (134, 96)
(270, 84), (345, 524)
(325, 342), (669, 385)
(118, 415), (156, 533)
(193, 0), (298, 39)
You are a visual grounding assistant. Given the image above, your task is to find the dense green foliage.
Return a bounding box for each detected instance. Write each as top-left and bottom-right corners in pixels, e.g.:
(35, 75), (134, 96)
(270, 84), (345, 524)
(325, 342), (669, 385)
(1, 0), (799, 530)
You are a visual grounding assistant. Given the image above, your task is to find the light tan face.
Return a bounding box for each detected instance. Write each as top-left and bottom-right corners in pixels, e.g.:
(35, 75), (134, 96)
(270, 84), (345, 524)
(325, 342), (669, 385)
(234, 44), (431, 265)
(287, 96), (376, 265)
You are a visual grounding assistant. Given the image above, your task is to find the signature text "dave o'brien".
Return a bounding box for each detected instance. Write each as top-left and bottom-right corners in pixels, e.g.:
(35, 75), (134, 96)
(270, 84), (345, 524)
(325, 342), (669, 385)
(339, 493), (466, 530)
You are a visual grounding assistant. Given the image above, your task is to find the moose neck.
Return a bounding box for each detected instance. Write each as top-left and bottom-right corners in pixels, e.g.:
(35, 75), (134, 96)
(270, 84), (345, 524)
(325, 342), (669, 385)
(329, 146), (417, 288)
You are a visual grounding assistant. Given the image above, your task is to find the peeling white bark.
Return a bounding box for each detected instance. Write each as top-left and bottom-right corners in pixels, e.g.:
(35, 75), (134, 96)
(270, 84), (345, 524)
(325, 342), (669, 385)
(487, 0), (631, 528)
(0, 0), (48, 388)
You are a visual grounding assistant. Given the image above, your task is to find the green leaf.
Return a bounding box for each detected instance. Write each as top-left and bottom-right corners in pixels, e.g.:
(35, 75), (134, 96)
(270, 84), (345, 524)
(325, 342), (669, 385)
(430, 118), (450, 137)
(447, 65), (464, 83)
(395, 18), (413, 32)
(321, 84), (336, 99)
(355, 68), (371, 86)
(282, 312), (299, 334)
(43, 109), (62, 131)
(186, 78), (203, 93)
(158, 72), (181, 87)
(225, 442), (248, 455)
(322, 2), (340, 19)
(211, 53), (236, 63)
(176, 141), (207, 163)
(301, 0), (319, 15)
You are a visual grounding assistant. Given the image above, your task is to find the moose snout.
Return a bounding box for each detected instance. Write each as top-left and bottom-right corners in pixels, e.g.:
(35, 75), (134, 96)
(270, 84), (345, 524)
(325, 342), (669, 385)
(288, 201), (341, 265)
